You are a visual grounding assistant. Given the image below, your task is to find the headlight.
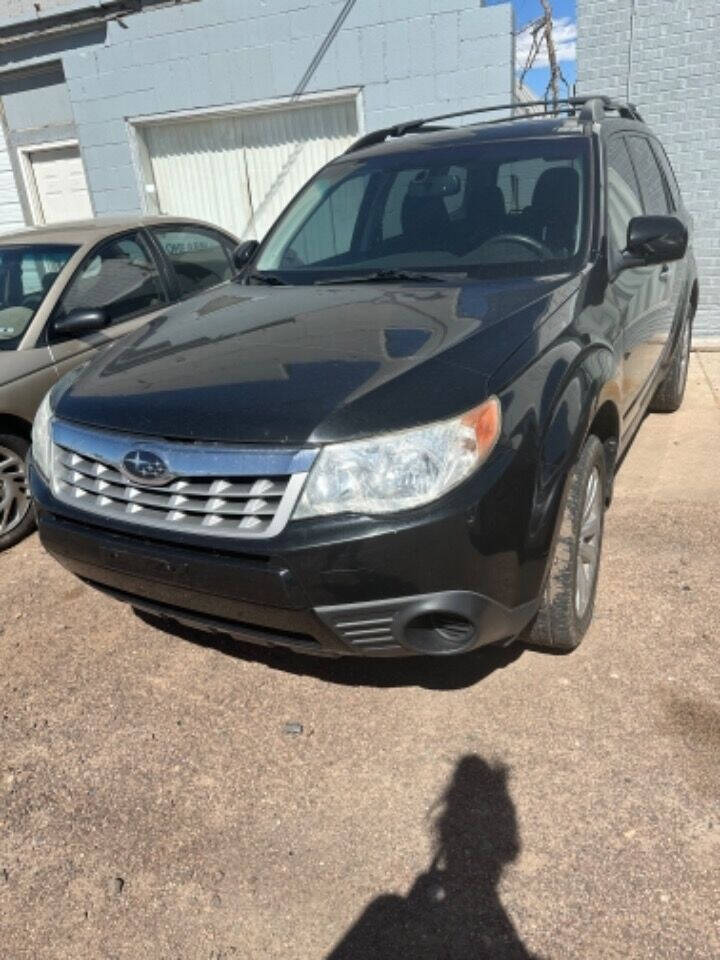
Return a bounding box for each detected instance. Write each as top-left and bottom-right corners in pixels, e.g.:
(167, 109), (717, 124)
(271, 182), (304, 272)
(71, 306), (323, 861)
(31, 389), (54, 482)
(294, 397), (501, 519)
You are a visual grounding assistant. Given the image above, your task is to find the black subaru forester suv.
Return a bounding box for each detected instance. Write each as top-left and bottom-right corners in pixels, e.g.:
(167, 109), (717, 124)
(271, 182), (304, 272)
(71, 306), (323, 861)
(31, 96), (697, 657)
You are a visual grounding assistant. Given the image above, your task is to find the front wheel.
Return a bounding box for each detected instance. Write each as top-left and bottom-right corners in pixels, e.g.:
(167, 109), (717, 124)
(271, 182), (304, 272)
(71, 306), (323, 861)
(527, 435), (607, 652)
(0, 433), (34, 552)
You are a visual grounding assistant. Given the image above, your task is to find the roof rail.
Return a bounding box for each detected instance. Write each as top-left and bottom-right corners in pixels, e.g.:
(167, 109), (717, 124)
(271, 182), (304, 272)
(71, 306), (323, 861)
(345, 95), (644, 153)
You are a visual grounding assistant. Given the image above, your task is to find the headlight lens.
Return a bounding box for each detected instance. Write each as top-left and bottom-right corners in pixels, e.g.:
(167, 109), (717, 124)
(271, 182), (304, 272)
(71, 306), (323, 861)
(294, 397), (501, 519)
(31, 389), (54, 482)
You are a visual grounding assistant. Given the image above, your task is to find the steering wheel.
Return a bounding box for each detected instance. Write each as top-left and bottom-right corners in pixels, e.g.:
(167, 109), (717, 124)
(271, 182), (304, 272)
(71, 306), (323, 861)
(478, 233), (554, 260)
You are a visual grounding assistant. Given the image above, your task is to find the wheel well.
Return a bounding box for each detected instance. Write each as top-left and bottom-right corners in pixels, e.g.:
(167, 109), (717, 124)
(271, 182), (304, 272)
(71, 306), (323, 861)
(0, 413), (32, 443)
(588, 400), (620, 504)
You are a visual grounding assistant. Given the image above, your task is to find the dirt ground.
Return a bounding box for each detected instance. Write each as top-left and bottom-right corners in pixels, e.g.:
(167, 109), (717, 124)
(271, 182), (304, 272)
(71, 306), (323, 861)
(1, 354), (718, 960)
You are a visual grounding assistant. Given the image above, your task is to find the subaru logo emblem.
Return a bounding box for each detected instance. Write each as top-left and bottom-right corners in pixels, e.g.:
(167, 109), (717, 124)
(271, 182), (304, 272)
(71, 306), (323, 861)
(122, 449), (173, 486)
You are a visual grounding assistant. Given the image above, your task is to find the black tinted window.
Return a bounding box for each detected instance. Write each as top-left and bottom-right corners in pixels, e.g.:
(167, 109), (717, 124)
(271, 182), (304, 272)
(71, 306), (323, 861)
(606, 136), (644, 255)
(153, 227), (234, 297)
(627, 136), (670, 215)
(56, 233), (166, 328)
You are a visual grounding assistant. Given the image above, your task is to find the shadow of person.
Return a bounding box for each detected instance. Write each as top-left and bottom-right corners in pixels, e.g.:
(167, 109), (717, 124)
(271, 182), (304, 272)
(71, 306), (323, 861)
(326, 755), (542, 960)
(133, 609), (524, 691)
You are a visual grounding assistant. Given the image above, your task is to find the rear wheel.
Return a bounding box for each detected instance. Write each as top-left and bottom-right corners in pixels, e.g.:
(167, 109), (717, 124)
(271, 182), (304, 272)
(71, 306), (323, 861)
(0, 433), (34, 552)
(649, 313), (691, 413)
(527, 435), (606, 652)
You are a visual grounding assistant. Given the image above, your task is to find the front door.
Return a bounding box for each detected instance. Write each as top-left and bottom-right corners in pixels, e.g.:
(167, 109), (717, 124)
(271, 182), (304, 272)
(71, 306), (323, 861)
(48, 231), (169, 377)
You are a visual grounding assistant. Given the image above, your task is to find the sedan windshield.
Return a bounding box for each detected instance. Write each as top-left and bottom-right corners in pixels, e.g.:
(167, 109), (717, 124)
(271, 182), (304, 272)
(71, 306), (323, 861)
(0, 244), (77, 350)
(255, 137), (590, 283)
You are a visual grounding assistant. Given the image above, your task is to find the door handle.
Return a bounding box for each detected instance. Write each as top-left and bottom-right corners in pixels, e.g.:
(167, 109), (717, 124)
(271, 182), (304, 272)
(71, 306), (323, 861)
(659, 264), (671, 281)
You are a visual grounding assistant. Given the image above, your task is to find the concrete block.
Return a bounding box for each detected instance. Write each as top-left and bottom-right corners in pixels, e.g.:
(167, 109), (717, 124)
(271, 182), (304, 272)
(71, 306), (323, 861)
(459, 4), (512, 41)
(358, 24), (384, 83)
(382, 0), (431, 22)
(433, 11), (459, 73)
(290, 5), (334, 40)
(383, 20), (411, 79)
(346, 0), (383, 30)
(333, 29), (362, 87)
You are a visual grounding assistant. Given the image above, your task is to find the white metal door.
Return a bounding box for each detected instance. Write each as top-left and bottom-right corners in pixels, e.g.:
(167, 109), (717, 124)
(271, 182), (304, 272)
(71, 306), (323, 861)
(28, 145), (92, 224)
(140, 97), (359, 240)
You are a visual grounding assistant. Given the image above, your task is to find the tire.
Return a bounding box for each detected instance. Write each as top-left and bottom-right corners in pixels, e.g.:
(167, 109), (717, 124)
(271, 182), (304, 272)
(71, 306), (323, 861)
(527, 434), (606, 652)
(649, 313), (692, 413)
(0, 433), (34, 552)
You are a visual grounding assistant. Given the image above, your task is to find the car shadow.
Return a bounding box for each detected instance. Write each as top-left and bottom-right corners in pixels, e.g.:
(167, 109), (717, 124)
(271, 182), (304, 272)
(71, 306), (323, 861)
(325, 753), (543, 959)
(133, 610), (524, 691)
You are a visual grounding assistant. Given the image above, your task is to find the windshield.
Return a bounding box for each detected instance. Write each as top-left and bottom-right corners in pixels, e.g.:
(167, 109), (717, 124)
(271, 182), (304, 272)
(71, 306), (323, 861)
(255, 137), (590, 283)
(0, 244), (77, 350)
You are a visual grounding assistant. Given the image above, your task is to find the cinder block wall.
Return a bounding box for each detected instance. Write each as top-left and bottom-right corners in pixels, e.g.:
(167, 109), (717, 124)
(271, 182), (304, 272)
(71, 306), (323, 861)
(0, 0), (514, 222)
(0, 0), (82, 18)
(577, 0), (720, 338)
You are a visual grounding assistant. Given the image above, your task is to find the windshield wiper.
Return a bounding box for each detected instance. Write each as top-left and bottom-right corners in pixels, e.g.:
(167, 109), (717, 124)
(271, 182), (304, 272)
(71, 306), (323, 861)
(316, 269), (449, 285)
(245, 272), (287, 286)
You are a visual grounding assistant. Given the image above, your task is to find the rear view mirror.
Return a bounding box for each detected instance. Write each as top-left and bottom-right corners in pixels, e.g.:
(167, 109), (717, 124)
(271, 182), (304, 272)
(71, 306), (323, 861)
(408, 173), (461, 198)
(625, 215), (688, 265)
(233, 240), (259, 271)
(52, 307), (109, 339)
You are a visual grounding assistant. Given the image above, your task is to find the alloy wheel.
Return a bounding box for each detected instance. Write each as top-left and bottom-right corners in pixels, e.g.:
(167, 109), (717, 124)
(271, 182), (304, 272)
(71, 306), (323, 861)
(575, 466), (602, 619)
(0, 445), (30, 536)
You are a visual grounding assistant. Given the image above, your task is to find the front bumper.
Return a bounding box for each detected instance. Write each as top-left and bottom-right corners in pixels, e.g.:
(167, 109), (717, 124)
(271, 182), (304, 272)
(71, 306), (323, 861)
(31, 450), (542, 658)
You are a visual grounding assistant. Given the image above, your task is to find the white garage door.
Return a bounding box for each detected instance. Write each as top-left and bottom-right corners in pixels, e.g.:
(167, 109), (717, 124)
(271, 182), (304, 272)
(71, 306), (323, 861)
(0, 138), (24, 235)
(141, 97), (359, 240)
(27, 144), (92, 224)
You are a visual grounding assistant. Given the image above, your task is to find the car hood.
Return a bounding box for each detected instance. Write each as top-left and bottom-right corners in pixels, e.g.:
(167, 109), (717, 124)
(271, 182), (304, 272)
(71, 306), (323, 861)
(55, 278), (577, 445)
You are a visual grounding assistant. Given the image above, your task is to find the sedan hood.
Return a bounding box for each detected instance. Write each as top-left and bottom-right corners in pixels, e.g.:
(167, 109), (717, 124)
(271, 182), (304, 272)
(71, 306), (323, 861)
(55, 278), (576, 445)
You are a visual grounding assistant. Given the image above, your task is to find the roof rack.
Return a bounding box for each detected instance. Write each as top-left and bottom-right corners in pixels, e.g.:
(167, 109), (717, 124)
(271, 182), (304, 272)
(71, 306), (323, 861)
(345, 95), (644, 153)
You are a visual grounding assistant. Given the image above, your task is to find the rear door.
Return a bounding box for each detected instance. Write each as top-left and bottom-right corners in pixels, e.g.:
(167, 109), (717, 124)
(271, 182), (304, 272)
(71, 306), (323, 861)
(605, 135), (664, 417)
(47, 230), (170, 377)
(626, 134), (678, 367)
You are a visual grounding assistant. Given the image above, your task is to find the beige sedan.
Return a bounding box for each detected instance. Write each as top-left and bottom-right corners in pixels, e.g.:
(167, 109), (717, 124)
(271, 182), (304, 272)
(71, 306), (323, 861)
(0, 215), (238, 550)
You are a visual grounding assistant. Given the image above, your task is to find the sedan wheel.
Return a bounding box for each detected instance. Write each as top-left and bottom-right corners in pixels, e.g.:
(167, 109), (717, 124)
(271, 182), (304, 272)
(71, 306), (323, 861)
(0, 434), (35, 551)
(0, 444), (29, 535)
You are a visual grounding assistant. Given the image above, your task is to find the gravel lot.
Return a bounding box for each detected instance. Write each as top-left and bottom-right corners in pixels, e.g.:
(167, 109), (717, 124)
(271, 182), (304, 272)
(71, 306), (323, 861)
(1, 354), (718, 960)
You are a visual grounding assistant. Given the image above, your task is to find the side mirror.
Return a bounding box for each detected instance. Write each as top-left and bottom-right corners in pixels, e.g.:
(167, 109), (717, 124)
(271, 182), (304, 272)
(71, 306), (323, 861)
(233, 240), (259, 271)
(625, 215), (688, 266)
(52, 307), (109, 339)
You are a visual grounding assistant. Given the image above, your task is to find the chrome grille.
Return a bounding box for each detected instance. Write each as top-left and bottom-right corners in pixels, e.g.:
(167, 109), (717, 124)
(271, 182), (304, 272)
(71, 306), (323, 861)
(51, 421), (315, 540)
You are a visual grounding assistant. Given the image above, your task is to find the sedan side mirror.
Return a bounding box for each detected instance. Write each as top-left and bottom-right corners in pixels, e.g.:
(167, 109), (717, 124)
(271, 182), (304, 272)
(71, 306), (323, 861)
(233, 240), (259, 271)
(625, 215), (688, 266)
(52, 307), (109, 339)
